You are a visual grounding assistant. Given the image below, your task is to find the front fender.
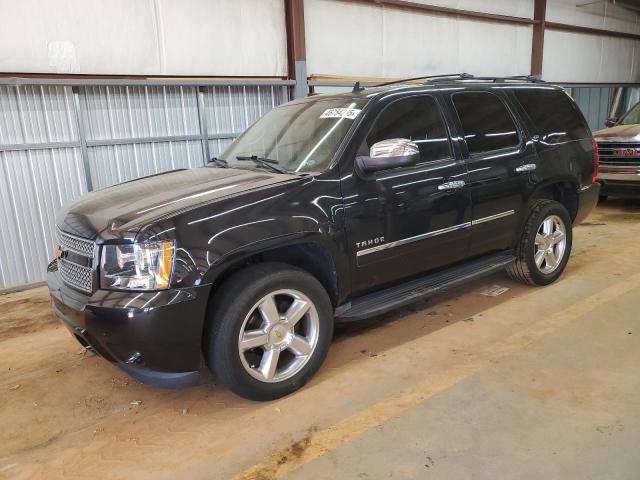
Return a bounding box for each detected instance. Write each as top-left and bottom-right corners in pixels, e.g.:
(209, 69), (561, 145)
(205, 215), (326, 264)
(202, 228), (348, 286)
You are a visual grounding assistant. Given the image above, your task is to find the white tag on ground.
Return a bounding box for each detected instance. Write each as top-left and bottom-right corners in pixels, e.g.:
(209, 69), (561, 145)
(479, 285), (510, 297)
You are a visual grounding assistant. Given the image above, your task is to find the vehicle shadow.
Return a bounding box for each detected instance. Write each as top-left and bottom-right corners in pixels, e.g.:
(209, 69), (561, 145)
(326, 272), (527, 368)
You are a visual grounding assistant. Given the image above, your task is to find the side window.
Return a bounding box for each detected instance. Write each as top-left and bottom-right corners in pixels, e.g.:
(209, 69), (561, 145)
(452, 92), (520, 155)
(365, 96), (451, 164)
(514, 89), (590, 142)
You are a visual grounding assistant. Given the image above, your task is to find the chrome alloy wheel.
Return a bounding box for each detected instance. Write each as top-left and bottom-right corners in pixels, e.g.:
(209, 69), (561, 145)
(534, 214), (567, 274)
(237, 289), (320, 383)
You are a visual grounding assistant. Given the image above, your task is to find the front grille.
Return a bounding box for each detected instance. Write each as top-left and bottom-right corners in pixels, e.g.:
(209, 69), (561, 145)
(58, 258), (93, 293)
(56, 228), (95, 257)
(55, 228), (96, 293)
(597, 142), (640, 167)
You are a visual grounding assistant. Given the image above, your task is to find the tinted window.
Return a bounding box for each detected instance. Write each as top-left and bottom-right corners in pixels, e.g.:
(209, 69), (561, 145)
(366, 96), (451, 164)
(514, 89), (589, 143)
(452, 92), (520, 154)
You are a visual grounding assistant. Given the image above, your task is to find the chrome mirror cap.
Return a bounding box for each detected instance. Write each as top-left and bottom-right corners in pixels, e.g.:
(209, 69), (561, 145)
(357, 138), (420, 174)
(370, 138), (419, 158)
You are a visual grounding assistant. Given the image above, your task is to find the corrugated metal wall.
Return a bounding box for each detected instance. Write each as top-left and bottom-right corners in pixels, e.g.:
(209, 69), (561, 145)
(80, 85), (204, 189)
(0, 81), (289, 289)
(0, 85), (87, 289)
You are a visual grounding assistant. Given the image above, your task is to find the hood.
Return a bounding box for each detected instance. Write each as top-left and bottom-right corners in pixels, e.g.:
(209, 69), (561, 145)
(57, 167), (300, 240)
(594, 124), (640, 141)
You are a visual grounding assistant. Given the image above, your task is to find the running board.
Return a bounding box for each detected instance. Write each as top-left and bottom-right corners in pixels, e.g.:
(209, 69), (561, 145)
(335, 251), (515, 322)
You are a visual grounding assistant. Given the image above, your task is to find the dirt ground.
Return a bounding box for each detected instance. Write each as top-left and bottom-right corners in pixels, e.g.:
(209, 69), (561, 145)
(1, 199), (639, 480)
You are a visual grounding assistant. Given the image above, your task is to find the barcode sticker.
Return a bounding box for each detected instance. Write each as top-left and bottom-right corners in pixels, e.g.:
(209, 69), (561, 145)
(320, 108), (361, 120)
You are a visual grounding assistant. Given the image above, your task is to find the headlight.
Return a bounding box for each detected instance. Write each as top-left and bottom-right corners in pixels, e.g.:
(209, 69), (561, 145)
(100, 241), (175, 290)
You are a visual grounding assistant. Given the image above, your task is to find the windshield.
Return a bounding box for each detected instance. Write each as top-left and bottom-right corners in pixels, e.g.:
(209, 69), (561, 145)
(621, 102), (640, 125)
(218, 97), (368, 173)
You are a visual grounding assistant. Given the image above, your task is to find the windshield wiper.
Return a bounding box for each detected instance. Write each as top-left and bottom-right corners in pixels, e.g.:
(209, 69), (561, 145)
(208, 157), (229, 168)
(236, 155), (289, 174)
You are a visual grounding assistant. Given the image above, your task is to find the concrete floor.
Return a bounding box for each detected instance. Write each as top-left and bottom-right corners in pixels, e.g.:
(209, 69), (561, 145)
(1, 199), (639, 480)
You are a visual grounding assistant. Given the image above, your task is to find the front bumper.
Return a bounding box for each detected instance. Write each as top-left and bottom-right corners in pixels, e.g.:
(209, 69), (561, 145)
(48, 264), (212, 388)
(598, 169), (640, 197)
(598, 165), (640, 196)
(574, 182), (600, 225)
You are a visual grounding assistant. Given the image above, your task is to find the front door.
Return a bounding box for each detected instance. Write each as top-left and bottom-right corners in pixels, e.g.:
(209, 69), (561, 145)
(340, 94), (471, 295)
(447, 90), (534, 257)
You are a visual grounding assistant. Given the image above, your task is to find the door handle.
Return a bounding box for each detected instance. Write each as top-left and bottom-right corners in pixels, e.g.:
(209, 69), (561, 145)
(515, 163), (537, 173)
(438, 180), (466, 191)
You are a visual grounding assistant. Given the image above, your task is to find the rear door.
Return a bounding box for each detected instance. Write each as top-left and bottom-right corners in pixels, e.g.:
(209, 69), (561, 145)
(448, 89), (536, 257)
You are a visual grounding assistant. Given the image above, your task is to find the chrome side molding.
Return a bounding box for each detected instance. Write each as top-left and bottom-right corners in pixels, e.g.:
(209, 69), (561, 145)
(471, 210), (515, 225)
(356, 210), (515, 257)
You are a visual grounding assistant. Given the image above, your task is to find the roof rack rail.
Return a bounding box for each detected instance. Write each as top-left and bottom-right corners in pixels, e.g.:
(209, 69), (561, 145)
(373, 73), (473, 87)
(427, 74), (545, 84)
(351, 73), (545, 92)
(470, 75), (545, 83)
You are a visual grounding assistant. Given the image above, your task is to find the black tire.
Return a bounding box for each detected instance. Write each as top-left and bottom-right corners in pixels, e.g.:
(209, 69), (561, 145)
(204, 262), (333, 401)
(507, 199), (573, 286)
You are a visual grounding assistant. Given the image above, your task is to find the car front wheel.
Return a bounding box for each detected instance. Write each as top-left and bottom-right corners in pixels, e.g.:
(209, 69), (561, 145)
(204, 263), (333, 401)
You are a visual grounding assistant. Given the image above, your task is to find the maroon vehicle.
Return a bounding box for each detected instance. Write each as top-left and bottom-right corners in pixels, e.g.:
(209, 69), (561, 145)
(594, 101), (640, 199)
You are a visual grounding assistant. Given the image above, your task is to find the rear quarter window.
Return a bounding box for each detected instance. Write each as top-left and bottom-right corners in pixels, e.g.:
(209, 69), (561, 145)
(514, 89), (590, 143)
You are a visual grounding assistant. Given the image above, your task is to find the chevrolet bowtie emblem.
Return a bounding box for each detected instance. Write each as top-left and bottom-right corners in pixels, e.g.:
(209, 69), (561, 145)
(54, 245), (66, 260)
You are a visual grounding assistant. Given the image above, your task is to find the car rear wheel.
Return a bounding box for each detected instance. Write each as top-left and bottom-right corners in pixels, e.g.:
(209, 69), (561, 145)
(204, 263), (333, 401)
(507, 199), (573, 286)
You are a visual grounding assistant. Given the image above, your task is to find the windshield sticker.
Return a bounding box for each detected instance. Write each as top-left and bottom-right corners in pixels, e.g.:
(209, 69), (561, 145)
(320, 108), (361, 120)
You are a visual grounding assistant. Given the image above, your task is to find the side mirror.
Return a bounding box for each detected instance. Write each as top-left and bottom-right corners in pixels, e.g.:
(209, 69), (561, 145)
(605, 117), (618, 128)
(356, 138), (420, 174)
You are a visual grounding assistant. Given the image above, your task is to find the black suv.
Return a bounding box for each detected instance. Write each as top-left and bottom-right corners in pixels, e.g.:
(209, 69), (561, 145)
(48, 74), (599, 401)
